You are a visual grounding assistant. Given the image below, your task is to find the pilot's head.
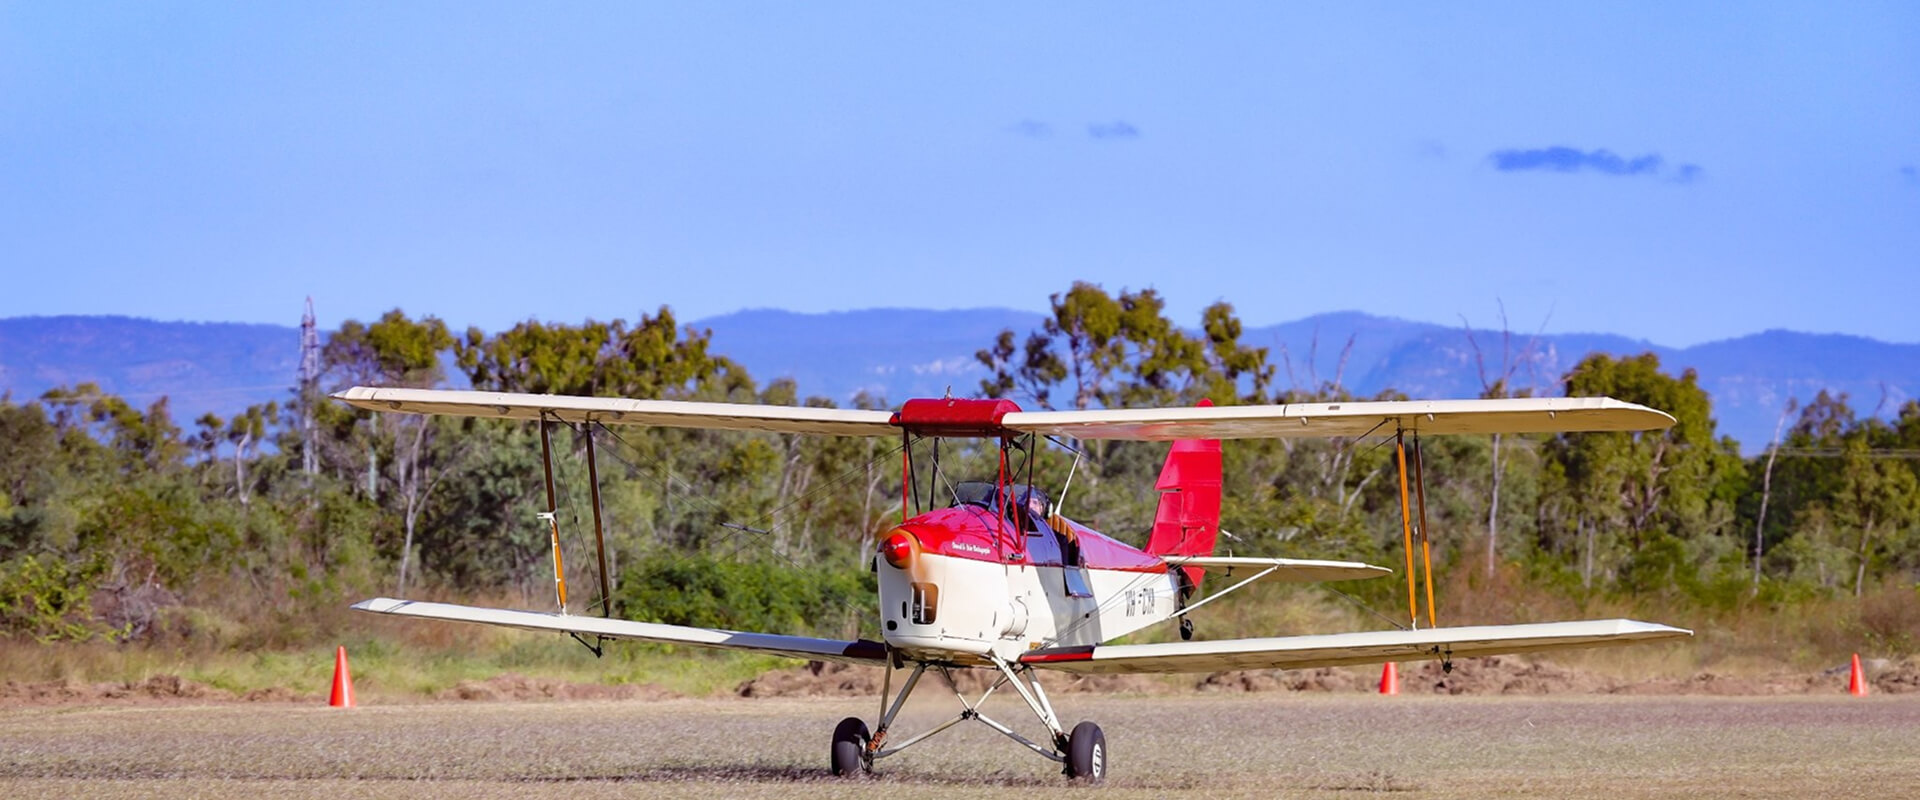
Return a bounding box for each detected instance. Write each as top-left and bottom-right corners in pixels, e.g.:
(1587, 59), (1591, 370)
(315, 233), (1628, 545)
(1015, 486), (1049, 517)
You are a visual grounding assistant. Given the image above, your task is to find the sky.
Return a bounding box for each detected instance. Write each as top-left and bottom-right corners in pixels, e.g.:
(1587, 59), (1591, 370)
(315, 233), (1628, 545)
(3, 2), (1917, 347)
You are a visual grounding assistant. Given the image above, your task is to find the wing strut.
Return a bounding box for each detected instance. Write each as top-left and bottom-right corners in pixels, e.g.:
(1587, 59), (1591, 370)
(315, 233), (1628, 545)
(539, 416), (568, 615)
(1414, 435), (1437, 630)
(1393, 428), (1439, 630)
(584, 422), (613, 619)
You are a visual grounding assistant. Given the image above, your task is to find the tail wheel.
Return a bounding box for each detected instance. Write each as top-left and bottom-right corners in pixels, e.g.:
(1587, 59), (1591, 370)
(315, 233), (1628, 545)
(830, 716), (871, 777)
(1065, 721), (1107, 782)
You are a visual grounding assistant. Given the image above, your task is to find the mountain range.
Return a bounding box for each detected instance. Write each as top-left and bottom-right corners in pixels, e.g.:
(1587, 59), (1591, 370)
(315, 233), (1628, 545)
(3, 310), (1914, 454)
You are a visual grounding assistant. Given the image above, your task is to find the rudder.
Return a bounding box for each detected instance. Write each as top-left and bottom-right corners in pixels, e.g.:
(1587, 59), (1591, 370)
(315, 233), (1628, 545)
(1145, 399), (1222, 589)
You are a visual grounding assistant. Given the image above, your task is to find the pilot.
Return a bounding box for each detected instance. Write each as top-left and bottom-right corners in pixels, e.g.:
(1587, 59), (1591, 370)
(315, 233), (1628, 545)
(1016, 486), (1074, 543)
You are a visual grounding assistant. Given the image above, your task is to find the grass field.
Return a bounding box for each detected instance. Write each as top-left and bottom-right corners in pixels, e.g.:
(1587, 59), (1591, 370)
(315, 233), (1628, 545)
(2, 693), (1914, 799)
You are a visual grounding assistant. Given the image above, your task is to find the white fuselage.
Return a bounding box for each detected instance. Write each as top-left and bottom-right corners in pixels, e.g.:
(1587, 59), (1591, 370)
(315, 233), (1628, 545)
(878, 552), (1181, 664)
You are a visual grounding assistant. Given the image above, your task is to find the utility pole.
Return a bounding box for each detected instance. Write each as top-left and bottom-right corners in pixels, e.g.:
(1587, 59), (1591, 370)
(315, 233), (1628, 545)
(300, 297), (319, 480)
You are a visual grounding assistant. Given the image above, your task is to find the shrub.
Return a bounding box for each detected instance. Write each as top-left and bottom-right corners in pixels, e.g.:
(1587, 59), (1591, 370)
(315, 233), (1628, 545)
(0, 554), (118, 642)
(617, 553), (874, 638)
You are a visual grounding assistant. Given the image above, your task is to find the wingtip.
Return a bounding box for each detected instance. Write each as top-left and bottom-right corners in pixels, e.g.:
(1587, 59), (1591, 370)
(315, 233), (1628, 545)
(1618, 398), (1678, 429)
(351, 597), (408, 613)
(1616, 618), (1693, 637)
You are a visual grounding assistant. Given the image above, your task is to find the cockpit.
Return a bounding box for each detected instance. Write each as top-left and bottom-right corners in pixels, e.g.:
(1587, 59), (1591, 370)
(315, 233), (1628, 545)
(951, 481), (1051, 532)
(950, 480), (1091, 597)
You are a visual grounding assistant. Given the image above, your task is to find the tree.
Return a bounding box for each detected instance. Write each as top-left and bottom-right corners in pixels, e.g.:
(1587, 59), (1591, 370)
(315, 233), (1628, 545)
(975, 326), (1067, 407)
(322, 310), (457, 595)
(224, 402), (278, 507)
(1831, 426), (1919, 595)
(1461, 303), (1548, 578)
(456, 307), (724, 399)
(1197, 301), (1274, 404)
(1545, 353), (1745, 593)
(0, 399), (60, 561)
(1114, 288), (1207, 407)
(1751, 397), (1798, 592)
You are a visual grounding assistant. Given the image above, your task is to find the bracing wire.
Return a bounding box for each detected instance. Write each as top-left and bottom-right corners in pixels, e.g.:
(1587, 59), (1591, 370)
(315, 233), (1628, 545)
(1327, 585), (1409, 631)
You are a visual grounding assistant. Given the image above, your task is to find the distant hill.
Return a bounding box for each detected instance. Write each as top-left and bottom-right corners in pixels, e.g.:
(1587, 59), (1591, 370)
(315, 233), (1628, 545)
(0, 316), (299, 424)
(3, 311), (1914, 453)
(1236, 315), (1916, 453)
(692, 309), (1916, 452)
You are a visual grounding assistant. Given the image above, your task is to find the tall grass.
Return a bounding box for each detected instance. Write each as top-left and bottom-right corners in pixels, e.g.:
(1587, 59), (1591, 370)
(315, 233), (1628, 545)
(7, 563), (1912, 697)
(1, 578), (790, 699)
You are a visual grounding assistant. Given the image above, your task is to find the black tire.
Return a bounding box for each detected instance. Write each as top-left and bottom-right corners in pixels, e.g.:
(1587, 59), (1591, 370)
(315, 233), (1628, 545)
(1065, 720), (1107, 782)
(830, 716), (871, 777)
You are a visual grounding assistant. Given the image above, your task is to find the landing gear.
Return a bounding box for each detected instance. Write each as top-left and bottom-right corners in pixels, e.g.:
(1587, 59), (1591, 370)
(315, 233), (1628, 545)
(830, 716), (871, 776)
(1179, 616), (1194, 641)
(1066, 721), (1107, 781)
(827, 657), (1109, 781)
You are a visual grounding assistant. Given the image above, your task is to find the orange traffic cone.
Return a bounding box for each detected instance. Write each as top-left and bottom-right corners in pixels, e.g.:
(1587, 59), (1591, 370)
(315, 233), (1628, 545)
(1378, 662), (1399, 696)
(329, 646), (356, 708)
(1848, 653), (1868, 697)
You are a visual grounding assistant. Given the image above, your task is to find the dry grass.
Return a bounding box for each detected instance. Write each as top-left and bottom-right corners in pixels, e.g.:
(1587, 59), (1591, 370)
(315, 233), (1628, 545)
(0, 629), (789, 701)
(9, 572), (1913, 703)
(1, 693), (1914, 799)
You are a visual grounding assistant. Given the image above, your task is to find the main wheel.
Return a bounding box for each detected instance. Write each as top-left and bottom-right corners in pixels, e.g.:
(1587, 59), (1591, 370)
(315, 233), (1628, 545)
(830, 716), (871, 777)
(1065, 720), (1107, 782)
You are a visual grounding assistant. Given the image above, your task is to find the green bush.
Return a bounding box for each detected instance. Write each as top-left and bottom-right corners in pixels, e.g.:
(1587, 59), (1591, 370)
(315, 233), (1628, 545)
(0, 554), (117, 642)
(617, 552), (874, 638)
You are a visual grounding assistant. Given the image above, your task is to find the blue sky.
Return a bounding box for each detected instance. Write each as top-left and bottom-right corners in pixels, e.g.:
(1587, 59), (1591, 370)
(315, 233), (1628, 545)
(3, 2), (1916, 347)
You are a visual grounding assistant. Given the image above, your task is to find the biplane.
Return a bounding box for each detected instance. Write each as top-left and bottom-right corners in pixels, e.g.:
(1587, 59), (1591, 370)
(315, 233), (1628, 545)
(336, 387), (1691, 782)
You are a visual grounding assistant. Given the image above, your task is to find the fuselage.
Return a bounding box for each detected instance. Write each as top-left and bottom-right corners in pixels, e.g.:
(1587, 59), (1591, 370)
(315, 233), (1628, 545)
(875, 502), (1181, 664)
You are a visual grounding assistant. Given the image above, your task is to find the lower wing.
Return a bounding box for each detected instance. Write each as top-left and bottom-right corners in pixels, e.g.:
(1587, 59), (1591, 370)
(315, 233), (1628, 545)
(353, 598), (889, 666)
(1021, 619), (1690, 673)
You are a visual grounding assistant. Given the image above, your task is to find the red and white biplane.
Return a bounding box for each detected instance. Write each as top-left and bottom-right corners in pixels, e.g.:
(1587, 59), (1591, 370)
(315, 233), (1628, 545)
(336, 387), (1690, 781)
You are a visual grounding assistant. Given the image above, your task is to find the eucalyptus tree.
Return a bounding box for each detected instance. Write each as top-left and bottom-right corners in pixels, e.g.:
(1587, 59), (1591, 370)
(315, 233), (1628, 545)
(322, 310), (457, 594)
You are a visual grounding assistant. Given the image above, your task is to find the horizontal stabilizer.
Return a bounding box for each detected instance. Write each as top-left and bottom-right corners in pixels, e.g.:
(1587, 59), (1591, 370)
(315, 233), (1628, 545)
(352, 598), (889, 665)
(1159, 555), (1390, 583)
(1021, 619), (1691, 674)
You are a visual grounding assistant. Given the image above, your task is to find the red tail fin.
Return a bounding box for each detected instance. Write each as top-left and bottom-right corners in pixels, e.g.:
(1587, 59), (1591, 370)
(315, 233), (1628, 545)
(1145, 399), (1222, 588)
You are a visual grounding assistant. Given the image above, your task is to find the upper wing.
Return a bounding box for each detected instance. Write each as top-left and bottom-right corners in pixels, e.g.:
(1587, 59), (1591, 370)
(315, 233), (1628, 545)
(1160, 555), (1390, 583)
(1021, 619), (1690, 673)
(332, 387), (898, 437)
(334, 387), (1671, 441)
(1004, 397), (1673, 441)
(353, 598), (889, 665)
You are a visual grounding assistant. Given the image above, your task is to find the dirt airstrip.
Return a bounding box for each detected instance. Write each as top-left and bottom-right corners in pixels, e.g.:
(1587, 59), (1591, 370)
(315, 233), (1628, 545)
(3, 693), (1917, 799)
(5, 654), (1916, 707)
(736, 654), (1920, 699)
